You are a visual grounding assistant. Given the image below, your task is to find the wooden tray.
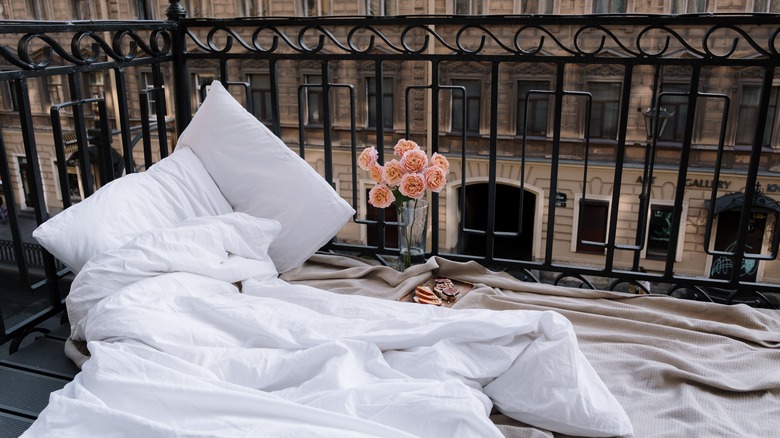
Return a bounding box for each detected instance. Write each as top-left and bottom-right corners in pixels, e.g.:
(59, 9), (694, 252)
(397, 277), (475, 308)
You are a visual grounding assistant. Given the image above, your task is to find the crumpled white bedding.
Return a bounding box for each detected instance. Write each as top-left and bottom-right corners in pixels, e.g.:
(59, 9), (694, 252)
(23, 213), (632, 438)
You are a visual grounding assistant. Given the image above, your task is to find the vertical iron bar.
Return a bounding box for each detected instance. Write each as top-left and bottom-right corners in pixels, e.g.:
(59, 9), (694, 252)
(485, 62), (500, 263)
(16, 78), (60, 300)
(167, 0), (192, 136)
(544, 63), (565, 266)
(578, 93), (594, 250)
(269, 60), (281, 136)
(113, 67), (135, 174)
(49, 109), (72, 209)
(606, 65), (633, 271)
(664, 65), (701, 277)
(151, 63), (169, 158)
(374, 61), (386, 250)
(297, 84), (306, 159)
(67, 73), (94, 197)
(140, 91), (154, 169)
(96, 99), (114, 184)
(219, 59), (229, 83)
(321, 62), (333, 184)
(430, 60), (440, 256)
(635, 66), (660, 270)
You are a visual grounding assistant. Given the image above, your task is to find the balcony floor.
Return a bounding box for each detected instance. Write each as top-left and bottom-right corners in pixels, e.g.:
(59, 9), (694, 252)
(0, 312), (76, 438)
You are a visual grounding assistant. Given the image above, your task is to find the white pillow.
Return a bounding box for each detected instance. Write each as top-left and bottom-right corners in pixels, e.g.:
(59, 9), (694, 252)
(33, 147), (233, 273)
(176, 80), (355, 273)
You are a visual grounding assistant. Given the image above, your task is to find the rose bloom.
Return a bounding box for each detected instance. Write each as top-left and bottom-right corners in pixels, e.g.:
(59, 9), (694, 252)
(398, 173), (426, 199)
(430, 152), (450, 173)
(369, 163), (384, 183)
(393, 139), (419, 157)
(423, 166), (447, 192)
(383, 159), (405, 186)
(358, 146), (378, 171)
(368, 184), (395, 208)
(400, 149), (428, 173)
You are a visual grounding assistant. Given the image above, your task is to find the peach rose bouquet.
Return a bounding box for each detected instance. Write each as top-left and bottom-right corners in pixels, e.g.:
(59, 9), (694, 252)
(359, 139), (449, 212)
(359, 139), (449, 270)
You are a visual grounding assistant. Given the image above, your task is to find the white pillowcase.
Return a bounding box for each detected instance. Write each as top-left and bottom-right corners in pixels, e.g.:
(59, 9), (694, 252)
(176, 80), (355, 273)
(33, 147), (233, 273)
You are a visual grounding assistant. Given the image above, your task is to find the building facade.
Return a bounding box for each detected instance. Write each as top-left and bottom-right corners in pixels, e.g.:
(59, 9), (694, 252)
(1, 0), (780, 286)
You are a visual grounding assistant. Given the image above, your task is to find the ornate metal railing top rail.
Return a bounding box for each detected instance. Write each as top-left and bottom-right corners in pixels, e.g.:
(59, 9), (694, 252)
(180, 14), (780, 65)
(0, 21), (175, 76)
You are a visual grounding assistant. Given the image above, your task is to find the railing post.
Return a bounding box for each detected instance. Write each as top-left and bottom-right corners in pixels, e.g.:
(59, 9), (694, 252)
(166, 0), (192, 138)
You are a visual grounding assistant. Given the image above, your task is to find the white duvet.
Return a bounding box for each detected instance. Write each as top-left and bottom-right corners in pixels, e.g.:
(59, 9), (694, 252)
(24, 213), (632, 438)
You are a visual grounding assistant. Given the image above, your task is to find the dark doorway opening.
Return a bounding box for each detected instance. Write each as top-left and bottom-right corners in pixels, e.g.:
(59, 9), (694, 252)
(458, 183), (535, 260)
(710, 210), (767, 282)
(577, 199), (609, 254)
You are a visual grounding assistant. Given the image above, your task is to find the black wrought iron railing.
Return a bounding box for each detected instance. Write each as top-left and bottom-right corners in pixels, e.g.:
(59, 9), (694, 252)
(2, 5), (780, 344)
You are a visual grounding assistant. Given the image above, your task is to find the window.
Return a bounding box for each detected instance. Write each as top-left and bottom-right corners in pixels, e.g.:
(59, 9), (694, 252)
(70, 0), (84, 19)
(132, 0), (154, 19)
(755, 0), (780, 12)
(301, 0), (331, 16)
(26, 0), (45, 19)
(516, 80), (550, 136)
(180, 0), (211, 17)
(735, 85), (780, 147)
(520, 0), (553, 14)
(576, 198), (609, 254)
(249, 74), (273, 124)
(192, 73), (214, 107)
(587, 82), (621, 140)
(366, 0), (394, 15)
(454, 0), (483, 14)
(593, 0), (625, 13)
(1, 79), (19, 111)
(54, 160), (83, 203)
(236, 0), (268, 15)
(451, 79), (481, 134)
(17, 156), (32, 208)
(140, 72), (157, 118)
(672, 0), (709, 13)
(305, 75), (324, 126)
(367, 77), (393, 129)
(658, 83), (689, 143)
(646, 205), (674, 260)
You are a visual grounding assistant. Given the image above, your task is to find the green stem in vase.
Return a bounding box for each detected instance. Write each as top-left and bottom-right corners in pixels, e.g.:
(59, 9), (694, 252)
(396, 198), (419, 270)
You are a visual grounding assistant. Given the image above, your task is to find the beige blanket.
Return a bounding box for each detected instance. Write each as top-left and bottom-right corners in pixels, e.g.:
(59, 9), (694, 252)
(281, 254), (780, 438)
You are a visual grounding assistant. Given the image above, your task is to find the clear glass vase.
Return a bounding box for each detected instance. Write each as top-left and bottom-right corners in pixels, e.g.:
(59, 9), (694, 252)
(396, 199), (428, 271)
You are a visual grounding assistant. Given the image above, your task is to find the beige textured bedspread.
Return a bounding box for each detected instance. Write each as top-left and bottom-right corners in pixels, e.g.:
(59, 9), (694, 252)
(281, 254), (780, 438)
